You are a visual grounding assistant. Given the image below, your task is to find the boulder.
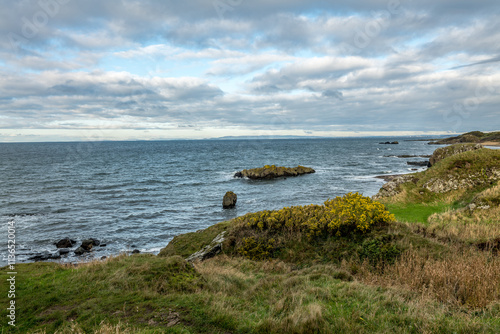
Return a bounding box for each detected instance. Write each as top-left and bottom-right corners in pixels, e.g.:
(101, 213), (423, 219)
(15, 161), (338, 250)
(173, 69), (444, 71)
(186, 231), (226, 262)
(132, 249), (140, 254)
(74, 246), (87, 255)
(54, 237), (76, 249)
(223, 191), (237, 208)
(428, 143), (483, 167)
(28, 251), (60, 261)
(58, 248), (70, 255)
(81, 238), (100, 251)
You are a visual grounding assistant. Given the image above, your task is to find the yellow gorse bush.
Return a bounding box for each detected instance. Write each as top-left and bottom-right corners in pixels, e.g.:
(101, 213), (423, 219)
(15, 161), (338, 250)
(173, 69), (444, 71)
(233, 192), (395, 239)
(324, 192), (395, 235)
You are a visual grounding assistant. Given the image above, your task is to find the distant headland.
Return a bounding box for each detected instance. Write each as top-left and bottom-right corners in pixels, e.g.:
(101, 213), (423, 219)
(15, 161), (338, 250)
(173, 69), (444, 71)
(428, 131), (500, 146)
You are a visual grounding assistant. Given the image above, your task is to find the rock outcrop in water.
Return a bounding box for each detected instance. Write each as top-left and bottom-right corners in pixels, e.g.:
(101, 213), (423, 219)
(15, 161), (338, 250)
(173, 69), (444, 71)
(54, 237), (76, 248)
(74, 238), (101, 255)
(222, 191), (237, 208)
(234, 165), (315, 180)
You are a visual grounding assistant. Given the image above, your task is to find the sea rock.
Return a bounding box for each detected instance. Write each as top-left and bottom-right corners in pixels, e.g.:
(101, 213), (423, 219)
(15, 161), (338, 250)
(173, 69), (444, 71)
(428, 143), (483, 167)
(234, 165), (315, 180)
(74, 246), (87, 255)
(222, 191), (237, 209)
(58, 248), (70, 255)
(81, 238), (100, 251)
(379, 141), (399, 144)
(132, 249), (140, 254)
(186, 231), (226, 262)
(372, 174), (417, 200)
(385, 155), (432, 158)
(407, 161), (429, 167)
(28, 251), (60, 261)
(54, 237), (76, 249)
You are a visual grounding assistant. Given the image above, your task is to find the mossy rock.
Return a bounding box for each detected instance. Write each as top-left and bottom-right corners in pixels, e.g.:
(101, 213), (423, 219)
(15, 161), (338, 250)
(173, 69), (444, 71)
(234, 165), (315, 179)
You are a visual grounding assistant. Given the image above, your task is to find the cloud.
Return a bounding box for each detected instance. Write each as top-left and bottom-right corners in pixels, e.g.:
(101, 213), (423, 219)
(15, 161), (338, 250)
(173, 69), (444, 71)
(0, 0), (499, 140)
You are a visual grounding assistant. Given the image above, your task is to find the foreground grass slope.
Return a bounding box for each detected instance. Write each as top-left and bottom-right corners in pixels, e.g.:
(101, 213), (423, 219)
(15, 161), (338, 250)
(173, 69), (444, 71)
(1, 146), (499, 333)
(2, 251), (499, 334)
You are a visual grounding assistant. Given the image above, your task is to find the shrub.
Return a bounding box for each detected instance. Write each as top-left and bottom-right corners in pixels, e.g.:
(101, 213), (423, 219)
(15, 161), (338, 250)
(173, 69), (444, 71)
(359, 236), (401, 266)
(324, 192), (396, 236)
(232, 192), (395, 243)
(238, 237), (277, 260)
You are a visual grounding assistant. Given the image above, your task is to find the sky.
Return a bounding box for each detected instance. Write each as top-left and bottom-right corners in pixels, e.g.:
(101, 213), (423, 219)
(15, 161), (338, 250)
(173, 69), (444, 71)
(0, 0), (499, 142)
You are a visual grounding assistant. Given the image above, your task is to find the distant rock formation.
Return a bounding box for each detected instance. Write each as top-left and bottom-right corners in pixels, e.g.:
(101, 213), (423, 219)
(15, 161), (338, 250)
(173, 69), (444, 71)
(234, 165), (315, 180)
(222, 191), (237, 209)
(379, 141), (399, 144)
(428, 131), (500, 145)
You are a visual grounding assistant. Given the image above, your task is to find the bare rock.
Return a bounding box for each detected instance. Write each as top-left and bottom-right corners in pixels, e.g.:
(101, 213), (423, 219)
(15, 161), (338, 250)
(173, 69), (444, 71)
(54, 237), (76, 249)
(81, 238), (100, 251)
(373, 174), (417, 200)
(186, 231), (226, 262)
(74, 246), (87, 255)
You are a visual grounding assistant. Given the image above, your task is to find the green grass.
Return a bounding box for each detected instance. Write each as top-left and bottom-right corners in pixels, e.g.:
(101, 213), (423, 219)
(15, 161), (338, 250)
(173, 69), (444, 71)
(385, 203), (452, 224)
(2, 253), (499, 333)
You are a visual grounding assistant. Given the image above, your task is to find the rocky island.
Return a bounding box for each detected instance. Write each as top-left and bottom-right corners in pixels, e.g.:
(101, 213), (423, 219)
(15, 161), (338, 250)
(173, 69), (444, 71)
(234, 164), (315, 179)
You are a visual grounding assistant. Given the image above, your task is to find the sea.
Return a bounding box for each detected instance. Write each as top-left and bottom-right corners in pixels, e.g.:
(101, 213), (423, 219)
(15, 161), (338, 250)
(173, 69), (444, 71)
(0, 138), (440, 266)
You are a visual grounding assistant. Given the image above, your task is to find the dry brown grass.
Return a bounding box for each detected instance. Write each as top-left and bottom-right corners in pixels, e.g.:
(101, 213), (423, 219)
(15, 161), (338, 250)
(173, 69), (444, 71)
(426, 207), (500, 243)
(474, 183), (500, 203)
(350, 247), (500, 309)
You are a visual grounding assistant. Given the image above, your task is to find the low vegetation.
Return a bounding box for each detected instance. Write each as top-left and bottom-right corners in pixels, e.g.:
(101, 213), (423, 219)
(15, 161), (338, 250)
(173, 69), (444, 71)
(2, 145), (500, 333)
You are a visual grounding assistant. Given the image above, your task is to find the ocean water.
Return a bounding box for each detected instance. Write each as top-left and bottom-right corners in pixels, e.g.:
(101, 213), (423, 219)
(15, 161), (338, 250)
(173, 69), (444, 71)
(0, 138), (438, 266)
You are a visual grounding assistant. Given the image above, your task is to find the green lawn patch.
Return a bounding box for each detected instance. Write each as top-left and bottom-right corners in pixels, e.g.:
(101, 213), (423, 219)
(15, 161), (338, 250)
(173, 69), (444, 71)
(385, 203), (452, 224)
